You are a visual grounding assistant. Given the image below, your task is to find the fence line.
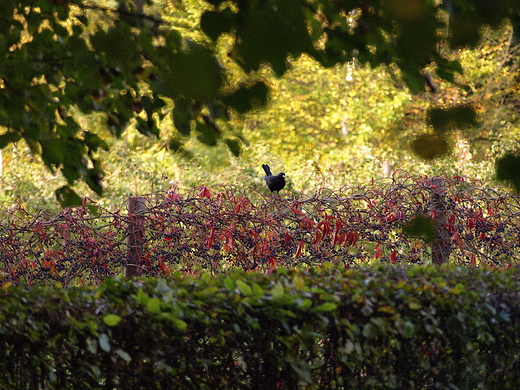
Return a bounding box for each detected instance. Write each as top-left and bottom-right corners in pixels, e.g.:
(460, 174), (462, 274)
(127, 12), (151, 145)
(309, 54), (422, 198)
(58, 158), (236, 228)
(0, 173), (519, 285)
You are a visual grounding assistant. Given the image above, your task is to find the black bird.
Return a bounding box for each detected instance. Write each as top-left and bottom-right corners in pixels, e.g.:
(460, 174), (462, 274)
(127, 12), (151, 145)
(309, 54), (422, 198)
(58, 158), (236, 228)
(262, 164), (286, 193)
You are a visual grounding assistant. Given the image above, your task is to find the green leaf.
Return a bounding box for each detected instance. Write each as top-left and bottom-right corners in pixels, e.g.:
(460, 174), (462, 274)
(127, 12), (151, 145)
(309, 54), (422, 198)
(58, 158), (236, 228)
(230, 0), (314, 75)
(103, 314), (122, 327)
(236, 280), (252, 295)
(136, 289), (149, 304)
(173, 99), (193, 136)
(172, 318), (188, 331)
(55, 186), (83, 208)
(313, 302), (337, 312)
(292, 275), (306, 291)
(41, 138), (65, 167)
(146, 297), (161, 314)
(223, 277), (235, 290)
(271, 281), (285, 300)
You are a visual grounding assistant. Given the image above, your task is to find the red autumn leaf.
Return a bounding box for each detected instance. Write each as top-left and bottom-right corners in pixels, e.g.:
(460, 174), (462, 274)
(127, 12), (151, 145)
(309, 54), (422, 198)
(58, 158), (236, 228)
(390, 250), (397, 264)
(268, 257), (277, 272)
(167, 190), (181, 202)
(301, 217), (315, 229)
(206, 225), (215, 249)
(295, 240), (305, 257)
(345, 231), (358, 247)
(222, 231), (235, 252)
(317, 220), (331, 237)
(374, 243), (382, 260)
(198, 186), (211, 198)
(314, 230), (323, 245)
(452, 231), (463, 247)
(331, 229), (339, 246)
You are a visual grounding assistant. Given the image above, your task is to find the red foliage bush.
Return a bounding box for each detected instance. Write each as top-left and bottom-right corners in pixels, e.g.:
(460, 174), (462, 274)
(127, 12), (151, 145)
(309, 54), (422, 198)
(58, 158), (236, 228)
(1, 172), (519, 285)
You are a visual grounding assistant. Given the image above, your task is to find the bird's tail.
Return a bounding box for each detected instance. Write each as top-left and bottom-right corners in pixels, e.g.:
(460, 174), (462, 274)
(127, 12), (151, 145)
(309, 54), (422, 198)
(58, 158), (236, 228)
(262, 164), (272, 176)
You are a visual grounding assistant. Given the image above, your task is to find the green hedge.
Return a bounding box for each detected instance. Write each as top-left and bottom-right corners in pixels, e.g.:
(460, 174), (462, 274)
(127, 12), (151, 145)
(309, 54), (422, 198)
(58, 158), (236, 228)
(1, 265), (519, 389)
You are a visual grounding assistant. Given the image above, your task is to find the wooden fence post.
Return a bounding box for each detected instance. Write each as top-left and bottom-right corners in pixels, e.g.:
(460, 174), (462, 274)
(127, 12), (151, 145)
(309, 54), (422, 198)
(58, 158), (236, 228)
(126, 196), (147, 278)
(427, 177), (451, 265)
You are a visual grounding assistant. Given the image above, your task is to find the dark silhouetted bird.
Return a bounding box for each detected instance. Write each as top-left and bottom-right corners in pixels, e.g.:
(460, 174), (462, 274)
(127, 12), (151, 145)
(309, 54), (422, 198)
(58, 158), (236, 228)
(262, 164), (285, 193)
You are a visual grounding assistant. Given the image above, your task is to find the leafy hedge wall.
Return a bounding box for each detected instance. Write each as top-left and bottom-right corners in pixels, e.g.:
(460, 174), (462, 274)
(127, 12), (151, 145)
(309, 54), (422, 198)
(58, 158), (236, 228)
(1, 265), (519, 389)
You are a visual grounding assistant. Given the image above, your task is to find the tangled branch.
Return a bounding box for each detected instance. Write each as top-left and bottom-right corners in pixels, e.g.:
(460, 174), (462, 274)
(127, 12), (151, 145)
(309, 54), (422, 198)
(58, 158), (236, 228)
(1, 172), (519, 286)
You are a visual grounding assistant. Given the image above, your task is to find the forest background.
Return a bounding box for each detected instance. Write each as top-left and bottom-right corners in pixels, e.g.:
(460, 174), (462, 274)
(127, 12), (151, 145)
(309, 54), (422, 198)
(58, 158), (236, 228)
(0, 0), (519, 210)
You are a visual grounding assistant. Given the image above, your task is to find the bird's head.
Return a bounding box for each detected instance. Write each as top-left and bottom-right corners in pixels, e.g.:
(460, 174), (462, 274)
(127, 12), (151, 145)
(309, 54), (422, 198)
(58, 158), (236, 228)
(278, 173), (285, 178)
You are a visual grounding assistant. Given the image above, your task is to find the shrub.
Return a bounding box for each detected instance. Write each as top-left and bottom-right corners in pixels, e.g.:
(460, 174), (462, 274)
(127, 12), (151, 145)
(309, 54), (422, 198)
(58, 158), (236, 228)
(0, 266), (519, 389)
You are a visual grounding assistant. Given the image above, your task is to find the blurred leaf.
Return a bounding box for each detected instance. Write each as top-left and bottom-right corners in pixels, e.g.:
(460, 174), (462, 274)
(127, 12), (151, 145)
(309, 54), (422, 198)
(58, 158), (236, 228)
(0, 131), (21, 148)
(115, 348), (132, 362)
(83, 131), (108, 151)
(135, 117), (160, 138)
(173, 318), (188, 331)
(225, 138), (240, 156)
(313, 302), (337, 312)
(496, 153), (520, 192)
(147, 297), (161, 314)
(222, 81), (269, 114)
(98, 333), (111, 353)
(196, 121), (221, 146)
(86, 337), (97, 354)
(402, 214), (437, 243)
(271, 281), (285, 300)
(398, 320), (416, 338)
(207, 101), (229, 120)
(162, 44), (223, 101)
(173, 99), (193, 136)
(410, 134), (449, 160)
(103, 314), (122, 327)
(40, 139), (65, 168)
(200, 8), (234, 42)
(427, 105), (477, 133)
(55, 186), (82, 208)
(236, 280), (252, 295)
(230, 0), (315, 75)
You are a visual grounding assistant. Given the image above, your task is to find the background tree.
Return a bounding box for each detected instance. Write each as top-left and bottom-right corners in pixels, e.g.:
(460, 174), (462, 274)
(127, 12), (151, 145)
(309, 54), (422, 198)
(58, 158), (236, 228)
(0, 0), (519, 205)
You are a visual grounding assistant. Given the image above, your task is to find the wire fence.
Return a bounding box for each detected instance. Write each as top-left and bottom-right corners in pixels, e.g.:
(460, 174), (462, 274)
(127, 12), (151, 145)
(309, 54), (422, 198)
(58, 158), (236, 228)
(1, 171), (519, 285)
